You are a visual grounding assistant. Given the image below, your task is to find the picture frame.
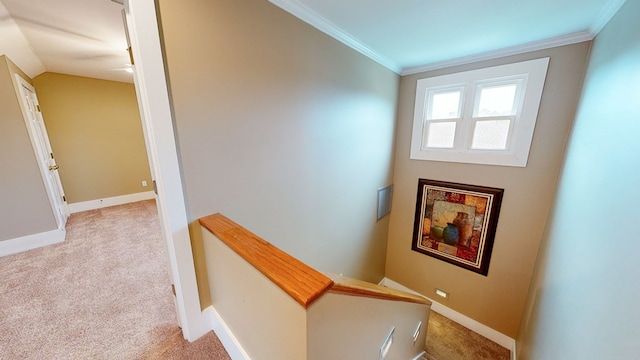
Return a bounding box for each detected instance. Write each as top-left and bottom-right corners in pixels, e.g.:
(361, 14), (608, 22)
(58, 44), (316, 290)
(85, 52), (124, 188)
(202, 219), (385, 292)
(411, 179), (504, 276)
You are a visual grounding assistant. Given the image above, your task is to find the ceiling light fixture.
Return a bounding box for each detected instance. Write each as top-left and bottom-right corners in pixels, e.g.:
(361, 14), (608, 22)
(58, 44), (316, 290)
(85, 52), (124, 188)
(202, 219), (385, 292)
(121, 64), (133, 73)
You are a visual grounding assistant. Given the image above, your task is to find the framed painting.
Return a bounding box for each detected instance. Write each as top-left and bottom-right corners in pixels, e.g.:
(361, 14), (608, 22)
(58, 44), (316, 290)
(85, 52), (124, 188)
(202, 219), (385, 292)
(411, 179), (504, 276)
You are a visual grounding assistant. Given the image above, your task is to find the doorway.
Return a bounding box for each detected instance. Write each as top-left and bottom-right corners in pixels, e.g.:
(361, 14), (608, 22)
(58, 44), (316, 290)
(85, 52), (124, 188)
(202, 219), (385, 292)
(2, 0), (203, 344)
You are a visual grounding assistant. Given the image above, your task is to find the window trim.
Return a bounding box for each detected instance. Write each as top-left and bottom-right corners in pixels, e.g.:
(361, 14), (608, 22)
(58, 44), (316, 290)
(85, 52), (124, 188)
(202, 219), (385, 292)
(410, 57), (550, 167)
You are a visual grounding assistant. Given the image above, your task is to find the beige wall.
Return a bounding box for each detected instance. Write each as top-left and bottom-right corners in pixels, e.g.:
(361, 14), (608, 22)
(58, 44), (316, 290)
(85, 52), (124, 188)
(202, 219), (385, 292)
(32, 73), (151, 203)
(517, 1), (640, 358)
(0, 55), (56, 242)
(385, 42), (591, 337)
(157, 0), (399, 298)
(308, 293), (429, 359)
(203, 228), (308, 360)
(203, 223), (429, 359)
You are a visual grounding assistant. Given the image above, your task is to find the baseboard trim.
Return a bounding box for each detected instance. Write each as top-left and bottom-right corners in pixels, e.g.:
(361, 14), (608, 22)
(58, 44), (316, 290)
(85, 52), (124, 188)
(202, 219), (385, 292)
(380, 277), (517, 360)
(0, 228), (66, 257)
(205, 306), (251, 360)
(68, 191), (156, 213)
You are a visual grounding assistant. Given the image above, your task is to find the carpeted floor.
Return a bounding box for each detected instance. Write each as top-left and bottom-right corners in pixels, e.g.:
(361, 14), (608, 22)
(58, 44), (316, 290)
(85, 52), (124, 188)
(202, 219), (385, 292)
(424, 311), (510, 360)
(0, 200), (229, 360)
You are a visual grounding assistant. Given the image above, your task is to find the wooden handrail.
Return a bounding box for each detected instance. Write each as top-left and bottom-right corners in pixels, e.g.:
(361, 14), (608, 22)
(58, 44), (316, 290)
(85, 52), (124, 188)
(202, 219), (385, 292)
(199, 213), (432, 308)
(199, 213), (333, 308)
(326, 273), (432, 305)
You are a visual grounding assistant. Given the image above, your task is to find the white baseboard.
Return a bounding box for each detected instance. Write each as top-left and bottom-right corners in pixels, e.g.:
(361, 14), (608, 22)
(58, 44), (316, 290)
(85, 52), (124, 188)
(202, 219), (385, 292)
(380, 277), (517, 360)
(68, 191), (156, 213)
(205, 306), (251, 360)
(0, 228), (66, 257)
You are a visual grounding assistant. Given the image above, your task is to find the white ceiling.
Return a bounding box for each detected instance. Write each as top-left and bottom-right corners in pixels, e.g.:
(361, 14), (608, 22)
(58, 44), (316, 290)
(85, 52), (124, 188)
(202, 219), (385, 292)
(0, 0), (627, 82)
(0, 0), (131, 83)
(270, 0), (626, 74)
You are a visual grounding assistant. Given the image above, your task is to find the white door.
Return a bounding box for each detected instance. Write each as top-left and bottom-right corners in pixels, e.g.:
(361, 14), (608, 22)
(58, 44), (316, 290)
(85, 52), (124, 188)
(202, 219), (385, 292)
(14, 74), (70, 230)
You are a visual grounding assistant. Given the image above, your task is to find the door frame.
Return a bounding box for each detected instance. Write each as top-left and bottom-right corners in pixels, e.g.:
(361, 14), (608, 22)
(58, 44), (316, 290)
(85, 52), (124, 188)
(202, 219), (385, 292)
(14, 74), (70, 230)
(124, 0), (209, 341)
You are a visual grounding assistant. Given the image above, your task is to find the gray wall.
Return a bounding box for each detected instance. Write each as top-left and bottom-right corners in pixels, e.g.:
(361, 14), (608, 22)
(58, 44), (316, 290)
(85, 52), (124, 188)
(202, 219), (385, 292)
(517, 1), (640, 357)
(385, 43), (591, 337)
(157, 0), (399, 290)
(0, 55), (56, 242)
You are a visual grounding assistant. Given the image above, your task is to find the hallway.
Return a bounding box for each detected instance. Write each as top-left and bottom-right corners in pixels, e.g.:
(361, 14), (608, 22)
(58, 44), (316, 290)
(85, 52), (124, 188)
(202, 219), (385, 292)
(0, 200), (228, 359)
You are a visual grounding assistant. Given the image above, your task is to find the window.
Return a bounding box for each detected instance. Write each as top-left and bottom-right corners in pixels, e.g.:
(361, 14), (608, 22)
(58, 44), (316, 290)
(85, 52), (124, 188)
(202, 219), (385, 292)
(410, 58), (549, 167)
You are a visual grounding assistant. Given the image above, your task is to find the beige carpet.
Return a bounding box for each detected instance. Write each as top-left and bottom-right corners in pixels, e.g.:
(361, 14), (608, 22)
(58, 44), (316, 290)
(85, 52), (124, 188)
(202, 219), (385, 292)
(0, 200), (229, 360)
(424, 311), (510, 360)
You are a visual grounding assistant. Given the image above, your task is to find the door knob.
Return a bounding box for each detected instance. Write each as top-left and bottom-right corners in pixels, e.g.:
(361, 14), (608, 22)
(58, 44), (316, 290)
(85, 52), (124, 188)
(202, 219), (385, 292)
(49, 165), (59, 171)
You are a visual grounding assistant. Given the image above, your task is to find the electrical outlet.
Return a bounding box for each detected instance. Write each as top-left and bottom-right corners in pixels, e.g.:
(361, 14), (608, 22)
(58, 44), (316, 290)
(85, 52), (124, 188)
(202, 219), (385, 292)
(142, 180), (148, 187)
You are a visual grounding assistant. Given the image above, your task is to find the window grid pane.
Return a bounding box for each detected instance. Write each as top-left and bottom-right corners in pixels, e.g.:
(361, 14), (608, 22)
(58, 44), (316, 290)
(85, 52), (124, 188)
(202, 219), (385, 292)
(425, 121), (456, 148)
(471, 119), (511, 150)
(428, 90), (462, 120)
(475, 84), (518, 117)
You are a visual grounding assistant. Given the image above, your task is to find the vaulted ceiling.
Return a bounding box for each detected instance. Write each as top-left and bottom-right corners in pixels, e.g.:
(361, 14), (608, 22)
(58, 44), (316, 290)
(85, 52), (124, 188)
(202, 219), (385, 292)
(0, 0), (130, 82)
(0, 0), (626, 82)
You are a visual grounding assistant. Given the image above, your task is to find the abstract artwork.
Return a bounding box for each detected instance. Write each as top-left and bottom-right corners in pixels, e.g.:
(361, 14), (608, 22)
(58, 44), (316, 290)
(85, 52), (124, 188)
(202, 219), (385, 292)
(412, 179), (504, 275)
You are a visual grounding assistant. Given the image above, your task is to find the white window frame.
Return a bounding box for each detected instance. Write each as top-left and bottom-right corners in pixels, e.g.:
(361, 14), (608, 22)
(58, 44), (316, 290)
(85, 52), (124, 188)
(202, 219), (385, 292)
(410, 57), (549, 167)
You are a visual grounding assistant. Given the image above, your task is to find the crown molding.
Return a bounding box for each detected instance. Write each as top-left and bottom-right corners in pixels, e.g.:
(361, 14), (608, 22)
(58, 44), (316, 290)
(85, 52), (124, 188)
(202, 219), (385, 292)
(401, 31), (594, 76)
(270, 0), (616, 78)
(590, 0), (627, 35)
(269, 0), (402, 73)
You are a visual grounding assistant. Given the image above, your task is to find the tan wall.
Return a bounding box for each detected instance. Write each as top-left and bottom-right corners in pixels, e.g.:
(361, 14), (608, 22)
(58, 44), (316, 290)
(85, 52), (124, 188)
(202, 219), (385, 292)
(385, 42), (591, 337)
(157, 0), (399, 303)
(517, 1), (640, 358)
(308, 293), (429, 359)
(0, 55), (56, 242)
(203, 228), (308, 360)
(203, 223), (429, 359)
(32, 73), (151, 203)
